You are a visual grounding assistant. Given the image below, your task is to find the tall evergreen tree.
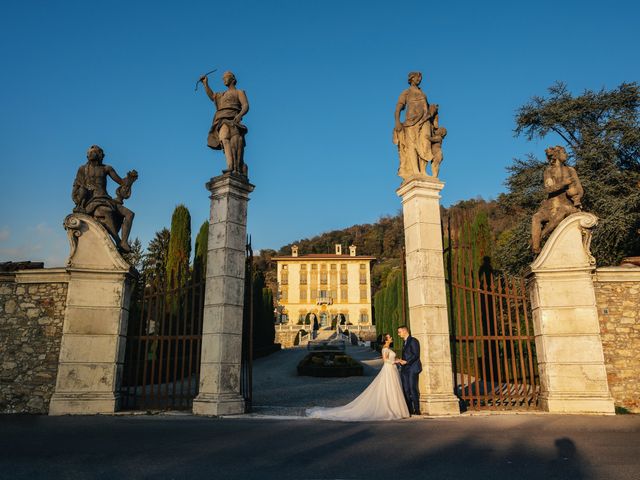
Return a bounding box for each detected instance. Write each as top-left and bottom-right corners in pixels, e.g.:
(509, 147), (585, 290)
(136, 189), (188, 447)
(261, 286), (275, 345)
(123, 237), (145, 321)
(166, 205), (192, 286)
(123, 237), (144, 271)
(193, 221), (209, 280)
(143, 228), (170, 286)
(391, 269), (403, 354)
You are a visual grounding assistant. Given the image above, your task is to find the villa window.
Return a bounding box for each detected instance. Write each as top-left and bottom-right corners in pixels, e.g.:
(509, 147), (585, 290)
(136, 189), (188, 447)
(341, 288), (348, 302)
(360, 288), (367, 301)
(300, 289), (307, 301)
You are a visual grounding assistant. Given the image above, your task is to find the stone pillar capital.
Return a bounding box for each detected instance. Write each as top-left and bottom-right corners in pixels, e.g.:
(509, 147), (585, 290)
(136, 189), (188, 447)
(206, 172), (255, 201)
(530, 212), (598, 273)
(396, 175), (445, 201)
(63, 213), (132, 272)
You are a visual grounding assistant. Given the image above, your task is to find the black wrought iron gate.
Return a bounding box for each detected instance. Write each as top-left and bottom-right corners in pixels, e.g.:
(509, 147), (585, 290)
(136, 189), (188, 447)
(121, 237), (255, 412)
(240, 238), (254, 411)
(444, 214), (539, 411)
(120, 272), (204, 411)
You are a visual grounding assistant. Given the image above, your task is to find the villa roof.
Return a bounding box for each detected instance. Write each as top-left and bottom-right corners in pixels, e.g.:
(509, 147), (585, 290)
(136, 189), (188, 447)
(272, 254), (376, 260)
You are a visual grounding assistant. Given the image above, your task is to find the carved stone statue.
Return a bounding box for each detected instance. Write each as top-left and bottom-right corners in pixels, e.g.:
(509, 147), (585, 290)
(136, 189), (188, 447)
(531, 145), (584, 254)
(201, 71), (249, 176)
(72, 145), (138, 252)
(429, 126), (447, 178)
(393, 72), (444, 179)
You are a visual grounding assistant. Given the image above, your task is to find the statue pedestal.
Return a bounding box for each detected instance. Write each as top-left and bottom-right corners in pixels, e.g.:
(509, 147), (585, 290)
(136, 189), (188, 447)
(49, 214), (133, 415)
(193, 173), (254, 416)
(527, 213), (615, 414)
(397, 176), (459, 416)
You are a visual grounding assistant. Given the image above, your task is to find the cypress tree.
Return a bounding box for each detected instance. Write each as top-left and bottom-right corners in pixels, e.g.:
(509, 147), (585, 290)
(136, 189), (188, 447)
(166, 205), (192, 287)
(193, 221), (209, 280)
(374, 289), (384, 338)
(261, 286), (275, 346)
(384, 271), (398, 347)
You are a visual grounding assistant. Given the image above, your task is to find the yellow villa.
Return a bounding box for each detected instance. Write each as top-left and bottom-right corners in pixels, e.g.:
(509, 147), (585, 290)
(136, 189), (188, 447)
(272, 244), (375, 332)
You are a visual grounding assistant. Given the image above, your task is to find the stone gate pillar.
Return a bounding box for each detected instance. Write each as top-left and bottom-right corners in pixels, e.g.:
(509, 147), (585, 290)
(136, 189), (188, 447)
(527, 212), (615, 414)
(397, 176), (459, 416)
(193, 172), (254, 416)
(49, 214), (133, 415)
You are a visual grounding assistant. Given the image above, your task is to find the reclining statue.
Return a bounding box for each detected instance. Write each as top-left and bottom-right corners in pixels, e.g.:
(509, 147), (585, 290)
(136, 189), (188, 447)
(531, 145), (584, 254)
(71, 145), (138, 252)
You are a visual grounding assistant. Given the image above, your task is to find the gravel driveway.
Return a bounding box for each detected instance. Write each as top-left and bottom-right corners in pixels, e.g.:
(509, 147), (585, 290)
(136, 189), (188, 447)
(252, 345), (383, 415)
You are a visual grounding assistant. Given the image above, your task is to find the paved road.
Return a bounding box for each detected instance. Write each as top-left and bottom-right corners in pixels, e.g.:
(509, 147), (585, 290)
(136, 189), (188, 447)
(3, 348), (637, 479)
(1, 414), (639, 479)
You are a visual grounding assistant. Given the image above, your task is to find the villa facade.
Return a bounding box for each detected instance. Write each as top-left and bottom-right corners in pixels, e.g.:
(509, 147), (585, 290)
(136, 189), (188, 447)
(272, 244), (375, 328)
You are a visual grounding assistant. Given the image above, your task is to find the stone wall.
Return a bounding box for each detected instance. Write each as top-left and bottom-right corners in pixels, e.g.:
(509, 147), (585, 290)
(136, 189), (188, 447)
(594, 266), (640, 413)
(0, 270), (69, 413)
(275, 327), (302, 348)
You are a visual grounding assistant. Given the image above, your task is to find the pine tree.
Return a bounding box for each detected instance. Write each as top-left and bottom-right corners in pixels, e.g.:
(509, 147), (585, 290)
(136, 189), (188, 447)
(166, 205), (192, 286)
(143, 228), (170, 286)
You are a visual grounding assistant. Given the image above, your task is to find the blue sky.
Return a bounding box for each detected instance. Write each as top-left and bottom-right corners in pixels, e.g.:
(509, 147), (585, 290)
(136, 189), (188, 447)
(1, 0), (638, 266)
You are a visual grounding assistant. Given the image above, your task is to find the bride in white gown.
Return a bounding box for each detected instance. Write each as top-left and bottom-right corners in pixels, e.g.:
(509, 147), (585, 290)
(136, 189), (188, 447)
(306, 334), (410, 421)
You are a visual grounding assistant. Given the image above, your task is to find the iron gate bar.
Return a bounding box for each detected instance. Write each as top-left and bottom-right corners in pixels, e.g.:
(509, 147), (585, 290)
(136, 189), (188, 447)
(488, 273), (505, 407)
(521, 279), (538, 402)
(445, 212), (539, 411)
(120, 269), (204, 411)
(480, 270), (496, 408)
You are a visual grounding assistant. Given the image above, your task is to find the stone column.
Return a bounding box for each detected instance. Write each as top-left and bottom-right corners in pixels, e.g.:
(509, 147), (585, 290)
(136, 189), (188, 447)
(527, 212), (615, 414)
(397, 175), (459, 416)
(193, 173), (254, 416)
(49, 214), (133, 415)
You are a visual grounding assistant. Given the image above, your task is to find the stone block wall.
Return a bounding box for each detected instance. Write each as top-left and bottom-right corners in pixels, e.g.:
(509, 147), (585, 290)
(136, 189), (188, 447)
(594, 266), (640, 413)
(275, 328), (302, 348)
(0, 270), (68, 413)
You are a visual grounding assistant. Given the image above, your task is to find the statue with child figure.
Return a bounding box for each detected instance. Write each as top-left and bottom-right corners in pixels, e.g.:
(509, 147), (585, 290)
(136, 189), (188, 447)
(393, 71), (447, 180)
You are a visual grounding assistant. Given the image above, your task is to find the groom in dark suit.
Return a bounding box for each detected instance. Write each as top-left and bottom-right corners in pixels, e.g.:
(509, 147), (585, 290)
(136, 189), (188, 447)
(396, 325), (422, 415)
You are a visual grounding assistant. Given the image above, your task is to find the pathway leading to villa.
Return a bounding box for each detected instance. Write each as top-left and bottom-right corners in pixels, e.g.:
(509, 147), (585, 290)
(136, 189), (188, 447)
(252, 343), (383, 416)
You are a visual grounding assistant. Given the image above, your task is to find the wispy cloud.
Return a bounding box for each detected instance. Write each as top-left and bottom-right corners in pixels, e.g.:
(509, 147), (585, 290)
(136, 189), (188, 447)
(31, 223), (54, 236)
(0, 222), (67, 267)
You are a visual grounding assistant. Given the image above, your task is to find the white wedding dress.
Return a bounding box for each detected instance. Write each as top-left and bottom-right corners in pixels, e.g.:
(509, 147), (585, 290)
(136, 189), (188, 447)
(306, 347), (410, 421)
